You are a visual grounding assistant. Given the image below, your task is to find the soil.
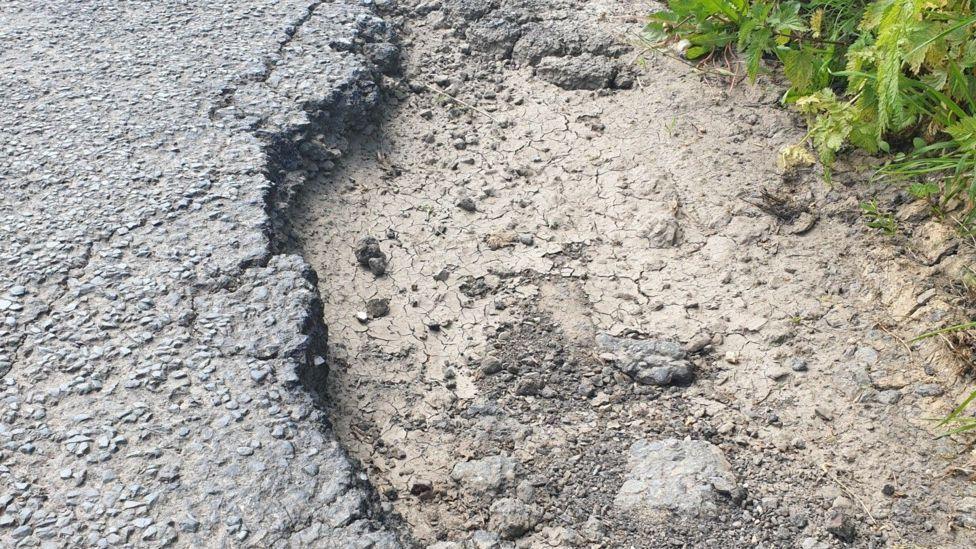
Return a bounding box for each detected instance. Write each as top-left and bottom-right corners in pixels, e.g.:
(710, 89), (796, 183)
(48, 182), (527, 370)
(287, 0), (976, 546)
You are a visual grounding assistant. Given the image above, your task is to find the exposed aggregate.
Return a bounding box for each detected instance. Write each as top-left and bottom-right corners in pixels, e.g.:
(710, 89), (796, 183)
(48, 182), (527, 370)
(0, 0), (401, 546)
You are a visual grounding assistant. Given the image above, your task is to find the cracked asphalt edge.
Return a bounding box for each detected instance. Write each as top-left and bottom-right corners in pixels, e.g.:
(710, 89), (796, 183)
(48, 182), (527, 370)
(0, 0), (403, 546)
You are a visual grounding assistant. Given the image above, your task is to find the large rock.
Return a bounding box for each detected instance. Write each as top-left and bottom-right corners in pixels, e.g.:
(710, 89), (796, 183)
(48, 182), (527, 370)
(534, 54), (617, 90)
(615, 438), (736, 519)
(596, 334), (695, 386)
(451, 455), (517, 494)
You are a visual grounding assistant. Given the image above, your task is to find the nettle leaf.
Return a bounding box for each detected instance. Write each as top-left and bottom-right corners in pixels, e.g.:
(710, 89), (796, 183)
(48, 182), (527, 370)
(744, 28), (773, 79)
(860, 0), (897, 32)
(905, 21), (940, 74)
(947, 116), (976, 150)
(778, 47), (816, 93)
(769, 2), (807, 35)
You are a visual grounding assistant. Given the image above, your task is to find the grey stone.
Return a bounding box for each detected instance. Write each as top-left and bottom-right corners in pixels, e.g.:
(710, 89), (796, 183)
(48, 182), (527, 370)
(10, 525), (31, 540)
(876, 389), (902, 405)
(915, 383), (944, 397)
(825, 508), (856, 542)
(457, 197), (477, 212)
(534, 54), (617, 90)
(488, 498), (539, 540)
(615, 438), (736, 519)
(788, 358), (809, 372)
(366, 298), (390, 318)
(469, 530), (501, 549)
(179, 515), (200, 534)
(596, 334), (694, 386)
(466, 18), (522, 58)
(481, 357), (504, 375)
(451, 455), (517, 494)
(355, 237), (388, 269)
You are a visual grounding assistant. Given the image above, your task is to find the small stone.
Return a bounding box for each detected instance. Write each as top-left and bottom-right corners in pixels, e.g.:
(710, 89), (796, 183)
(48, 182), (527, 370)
(457, 197), (477, 212)
(355, 236), (385, 266)
(825, 509), (855, 542)
(615, 438), (736, 519)
(724, 351), (739, 364)
(489, 498), (539, 540)
(366, 298), (390, 318)
(595, 334), (694, 386)
(481, 357), (504, 375)
(410, 480), (433, 497)
(9, 286), (26, 297)
(433, 269), (450, 282)
(876, 389), (901, 405)
(518, 233), (534, 246)
(915, 383), (944, 397)
(11, 525), (31, 540)
(788, 358), (808, 372)
(158, 465), (180, 482)
(766, 367), (790, 381)
(368, 256), (388, 276)
(355, 311), (369, 323)
(515, 377), (543, 396)
(882, 484), (895, 496)
(179, 515), (200, 533)
(684, 334), (711, 353)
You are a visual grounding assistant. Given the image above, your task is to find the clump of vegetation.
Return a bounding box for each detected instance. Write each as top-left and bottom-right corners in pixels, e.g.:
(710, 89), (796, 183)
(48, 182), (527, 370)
(860, 199), (899, 233)
(644, 0), (976, 193)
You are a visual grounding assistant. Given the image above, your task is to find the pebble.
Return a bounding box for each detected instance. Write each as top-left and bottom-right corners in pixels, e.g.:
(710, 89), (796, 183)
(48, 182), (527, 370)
(787, 357), (808, 372)
(457, 197), (477, 212)
(876, 389), (902, 405)
(915, 383), (944, 397)
(825, 509), (855, 541)
(366, 298), (390, 318)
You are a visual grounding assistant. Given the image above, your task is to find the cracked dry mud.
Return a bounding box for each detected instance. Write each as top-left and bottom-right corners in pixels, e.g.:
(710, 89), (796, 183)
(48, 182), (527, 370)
(285, 0), (976, 547)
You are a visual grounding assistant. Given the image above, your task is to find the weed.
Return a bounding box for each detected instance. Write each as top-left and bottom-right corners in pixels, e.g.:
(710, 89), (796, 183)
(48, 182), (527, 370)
(860, 199), (898, 234)
(644, 0), (976, 193)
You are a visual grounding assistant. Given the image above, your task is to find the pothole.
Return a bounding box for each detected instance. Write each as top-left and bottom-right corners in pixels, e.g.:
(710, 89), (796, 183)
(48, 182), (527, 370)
(285, 0), (976, 546)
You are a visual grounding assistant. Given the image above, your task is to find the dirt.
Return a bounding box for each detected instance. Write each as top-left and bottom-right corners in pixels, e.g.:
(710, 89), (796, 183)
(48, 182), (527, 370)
(287, 0), (976, 546)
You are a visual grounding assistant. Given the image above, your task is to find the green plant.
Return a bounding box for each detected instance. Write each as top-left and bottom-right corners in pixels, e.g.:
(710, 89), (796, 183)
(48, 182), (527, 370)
(644, 0), (976, 184)
(860, 199), (899, 233)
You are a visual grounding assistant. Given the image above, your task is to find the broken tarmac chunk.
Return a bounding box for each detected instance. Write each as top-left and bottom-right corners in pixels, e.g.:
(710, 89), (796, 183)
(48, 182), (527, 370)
(450, 455), (517, 494)
(596, 333), (694, 386)
(615, 438), (736, 520)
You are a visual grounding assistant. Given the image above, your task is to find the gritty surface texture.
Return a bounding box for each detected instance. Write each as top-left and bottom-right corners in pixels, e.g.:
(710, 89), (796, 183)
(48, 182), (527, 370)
(289, 0), (976, 546)
(7, 0), (976, 547)
(0, 0), (400, 546)
(614, 438), (736, 518)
